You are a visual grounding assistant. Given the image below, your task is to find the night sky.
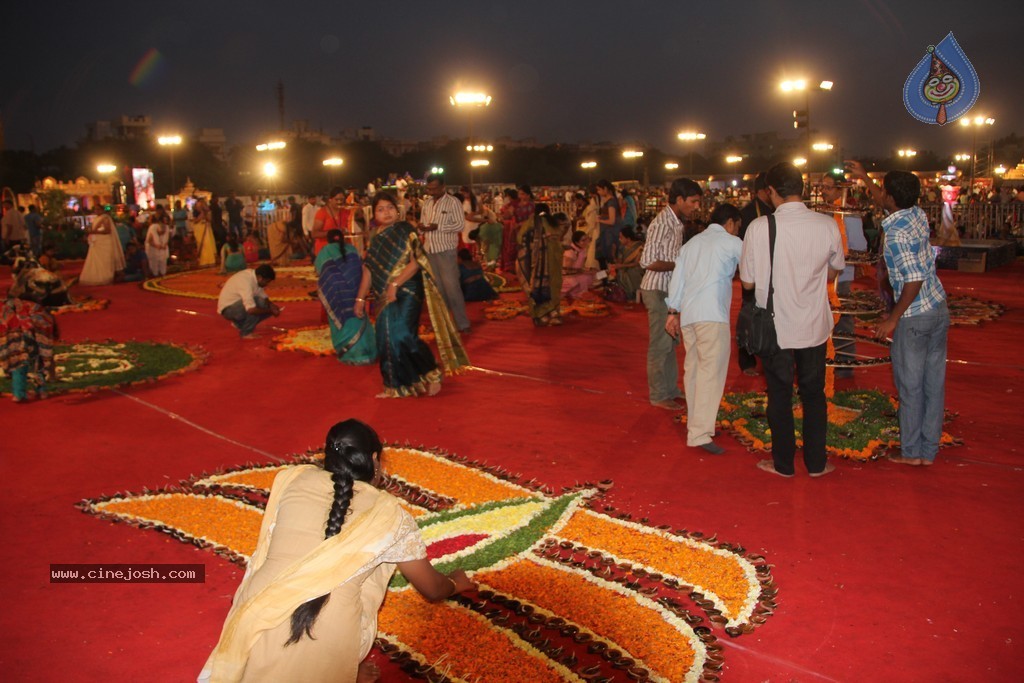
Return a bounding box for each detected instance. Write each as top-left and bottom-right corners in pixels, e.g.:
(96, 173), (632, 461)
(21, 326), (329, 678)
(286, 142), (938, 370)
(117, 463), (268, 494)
(4, 1), (1020, 159)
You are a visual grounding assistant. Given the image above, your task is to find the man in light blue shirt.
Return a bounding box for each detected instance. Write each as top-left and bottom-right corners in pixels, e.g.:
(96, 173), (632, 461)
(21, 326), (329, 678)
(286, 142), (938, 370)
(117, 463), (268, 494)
(665, 204), (744, 454)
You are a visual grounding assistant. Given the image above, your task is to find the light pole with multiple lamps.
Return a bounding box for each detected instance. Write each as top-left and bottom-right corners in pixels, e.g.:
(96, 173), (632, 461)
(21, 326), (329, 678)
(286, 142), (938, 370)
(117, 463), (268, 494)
(580, 161), (597, 185)
(959, 115), (995, 190)
(897, 148), (917, 169)
(157, 134), (182, 197)
(622, 149), (644, 181)
(450, 90), (491, 189)
(780, 78), (833, 171)
(322, 157), (343, 187)
(677, 131), (706, 175)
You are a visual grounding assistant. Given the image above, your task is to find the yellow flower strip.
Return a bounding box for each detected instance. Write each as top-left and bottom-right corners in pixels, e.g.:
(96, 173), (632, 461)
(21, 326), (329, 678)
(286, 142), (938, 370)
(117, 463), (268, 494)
(95, 493), (262, 558)
(378, 589), (569, 682)
(554, 508), (758, 624)
(477, 557), (700, 682)
(383, 448), (535, 506)
(198, 467), (288, 491)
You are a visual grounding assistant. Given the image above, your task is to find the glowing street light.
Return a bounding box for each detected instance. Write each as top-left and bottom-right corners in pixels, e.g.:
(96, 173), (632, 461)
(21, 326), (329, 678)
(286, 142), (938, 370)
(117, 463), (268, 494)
(470, 159), (490, 167)
(959, 115), (995, 188)
(580, 161), (597, 169)
(780, 77), (833, 170)
(664, 162), (679, 170)
(96, 163), (117, 175)
(466, 144), (494, 152)
(430, 166), (445, 175)
(898, 149), (917, 157)
(812, 142), (834, 151)
(725, 155), (744, 164)
(158, 134), (183, 195)
(677, 131), (706, 141)
(793, 157), (808, 167)
(622, 150), (644, 159)
(994, 165), (1007, 175)
(322, 157), (343, 167)
(450, 91), (492, 107)
(451, 90), (492, 189)
(256, 141), (287, 152)
(263, 162), (278, 177)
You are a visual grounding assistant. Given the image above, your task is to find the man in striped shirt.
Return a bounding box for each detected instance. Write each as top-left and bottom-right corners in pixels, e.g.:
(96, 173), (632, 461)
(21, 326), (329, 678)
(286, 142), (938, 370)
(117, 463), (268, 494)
(420, 174), (470, 333)
(639, 178), (703, 409)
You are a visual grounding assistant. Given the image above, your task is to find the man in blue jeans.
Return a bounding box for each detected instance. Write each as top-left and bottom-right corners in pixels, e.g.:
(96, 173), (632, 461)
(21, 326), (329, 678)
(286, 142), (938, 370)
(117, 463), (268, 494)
(849, 163), (949, 466)
(216, 264), (280, 339)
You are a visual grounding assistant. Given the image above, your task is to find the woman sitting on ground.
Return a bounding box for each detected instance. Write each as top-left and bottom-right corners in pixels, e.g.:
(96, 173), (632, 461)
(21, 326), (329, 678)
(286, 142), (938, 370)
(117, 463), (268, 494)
(219, 234), (247, 274)
(315, 229), (377, 365)
(457, 248), (497, 302)
(608, 226), (644, 301)
(561, 230), (596, 301)
(199, 419), (476, 683)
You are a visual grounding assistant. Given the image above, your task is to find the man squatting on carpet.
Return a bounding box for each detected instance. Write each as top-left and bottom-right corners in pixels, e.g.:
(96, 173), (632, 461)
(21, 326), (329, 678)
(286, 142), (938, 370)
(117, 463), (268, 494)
(216, 264), (281, 339)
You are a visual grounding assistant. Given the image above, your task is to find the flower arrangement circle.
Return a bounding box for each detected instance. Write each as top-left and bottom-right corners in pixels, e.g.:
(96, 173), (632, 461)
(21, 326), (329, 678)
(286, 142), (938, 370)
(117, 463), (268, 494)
(0, 340), (207, 396)
(700, 388), (962, 461)
(143, 265), (318, 302)
(49, 297), (111, 316)
(78, 446), (778, 682)
(839, 290), (1004, 326)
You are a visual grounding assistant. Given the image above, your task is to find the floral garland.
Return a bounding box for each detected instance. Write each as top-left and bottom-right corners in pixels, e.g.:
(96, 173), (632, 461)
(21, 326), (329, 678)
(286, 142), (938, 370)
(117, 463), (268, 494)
(270, 325), (435, 357)
(77, 445), (776, 682)
(49, 297), (111, 316)
(700, 389), (963, 461)
(838, 291), (1005, 326)
(0, 340), (207, 396)
(484, 297), (610, 321)
(142, 265), (318, 302)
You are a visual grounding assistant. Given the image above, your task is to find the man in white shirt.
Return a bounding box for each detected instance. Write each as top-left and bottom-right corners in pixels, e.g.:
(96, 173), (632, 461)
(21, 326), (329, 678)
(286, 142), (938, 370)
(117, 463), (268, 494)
(665, 203), (744, 453)
(419, 174), (470, 332)
(740, 162), (845, 477)
(639, 178), (703, 409)
(301, 194), (319, 243)
(216, 264), (280, 338)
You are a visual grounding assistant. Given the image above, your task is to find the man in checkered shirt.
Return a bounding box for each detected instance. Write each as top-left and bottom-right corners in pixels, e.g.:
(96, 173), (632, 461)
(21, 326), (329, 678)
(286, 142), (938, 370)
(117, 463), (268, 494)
(419, 174), (470, 333)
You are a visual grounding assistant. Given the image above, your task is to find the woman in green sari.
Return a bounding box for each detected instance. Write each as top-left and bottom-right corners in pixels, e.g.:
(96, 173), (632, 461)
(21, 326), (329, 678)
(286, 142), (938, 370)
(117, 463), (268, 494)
(355, 193), (469, 397)
(315, 230), (377, 365)
(517, 204), (568, 326)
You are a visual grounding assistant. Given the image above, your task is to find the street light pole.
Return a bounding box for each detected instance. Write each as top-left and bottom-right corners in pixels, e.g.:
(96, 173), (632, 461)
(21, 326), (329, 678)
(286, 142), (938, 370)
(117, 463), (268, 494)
(677, 131), (706, 175)
(158, 134), (182, 198)
(451, 91), (492, 191)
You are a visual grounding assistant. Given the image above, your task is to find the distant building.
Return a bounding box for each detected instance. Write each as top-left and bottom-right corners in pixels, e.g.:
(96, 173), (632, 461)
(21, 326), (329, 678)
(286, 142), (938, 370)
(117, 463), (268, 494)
(85, 115), (152, 141)
(196, 128), (228, 161)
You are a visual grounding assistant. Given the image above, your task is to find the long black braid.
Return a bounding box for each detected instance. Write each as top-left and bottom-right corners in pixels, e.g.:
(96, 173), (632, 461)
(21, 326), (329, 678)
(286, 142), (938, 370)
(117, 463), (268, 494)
(285, 419), (381, 645)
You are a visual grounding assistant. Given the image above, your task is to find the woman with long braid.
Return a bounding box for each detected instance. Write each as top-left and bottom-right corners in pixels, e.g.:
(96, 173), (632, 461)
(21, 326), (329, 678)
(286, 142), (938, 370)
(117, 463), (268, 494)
(200, 419), (475, 682)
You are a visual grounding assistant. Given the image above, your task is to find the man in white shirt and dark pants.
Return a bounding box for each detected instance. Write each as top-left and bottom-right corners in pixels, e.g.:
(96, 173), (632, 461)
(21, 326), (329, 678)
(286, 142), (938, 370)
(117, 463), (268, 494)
(216, 264), (280, 338)
(419, 174), (470, 333)
(665, 203), (744, 454)
(740, 162), (845, 478)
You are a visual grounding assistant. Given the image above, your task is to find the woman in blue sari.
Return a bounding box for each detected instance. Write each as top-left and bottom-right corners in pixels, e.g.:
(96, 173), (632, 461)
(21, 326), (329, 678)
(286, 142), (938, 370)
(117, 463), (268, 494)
(355, 193), (469, 397)
(315, 230), (377, 365)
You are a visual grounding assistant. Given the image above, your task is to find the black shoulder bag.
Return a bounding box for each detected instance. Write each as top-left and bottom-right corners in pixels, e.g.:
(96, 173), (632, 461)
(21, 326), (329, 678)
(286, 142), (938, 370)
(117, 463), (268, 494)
(736, 214), (780, 357)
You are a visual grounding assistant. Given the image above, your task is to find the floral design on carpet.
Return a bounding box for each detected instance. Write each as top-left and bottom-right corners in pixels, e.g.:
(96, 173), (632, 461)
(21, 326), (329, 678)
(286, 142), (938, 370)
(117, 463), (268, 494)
(142, 265), (318, 302)
(77, 447), (777, 682)
(682, 389), (962, 461)
(50, 297), (111, 316)
(840, 291), (1004, 326)
(484, 297), (610, 321)
(0, 340), (206, 396)
(271, 325), (434, 356)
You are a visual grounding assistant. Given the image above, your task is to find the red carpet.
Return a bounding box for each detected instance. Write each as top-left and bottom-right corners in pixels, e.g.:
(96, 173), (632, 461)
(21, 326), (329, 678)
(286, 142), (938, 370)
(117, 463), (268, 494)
(1, 259), (1022, 681)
